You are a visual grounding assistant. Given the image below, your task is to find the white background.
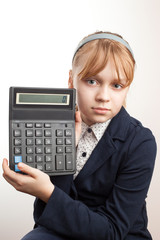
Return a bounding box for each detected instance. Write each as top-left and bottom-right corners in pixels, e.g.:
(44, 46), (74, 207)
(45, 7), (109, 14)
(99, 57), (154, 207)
(0, 0), (160, 239)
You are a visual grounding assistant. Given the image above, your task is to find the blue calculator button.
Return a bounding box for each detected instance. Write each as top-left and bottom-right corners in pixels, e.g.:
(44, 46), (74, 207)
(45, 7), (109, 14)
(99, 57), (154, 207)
(15, 164), (21, 172)
(14, 156), (22, 163)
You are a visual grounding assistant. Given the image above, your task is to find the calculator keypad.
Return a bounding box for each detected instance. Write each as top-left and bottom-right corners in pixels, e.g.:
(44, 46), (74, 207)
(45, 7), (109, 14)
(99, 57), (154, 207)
(10, 121), (76, 175)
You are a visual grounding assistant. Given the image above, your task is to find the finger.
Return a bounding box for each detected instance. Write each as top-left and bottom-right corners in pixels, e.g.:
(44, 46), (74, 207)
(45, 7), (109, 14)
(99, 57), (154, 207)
(2, 158), (8, 171)
(75, 111), (82, 146)
(2, 159), (24, 189)
(3, 170), (34, 193)
(3, 163), (37, 192)
(2, 158), (35, 182)
(2, 158), (19, 179)
(17, 162), (41, 178)
(3, 173), (19, 189)
(2, 159), (28, 186)
(75, 110), (82, 124)
(2, 158), (36, 178)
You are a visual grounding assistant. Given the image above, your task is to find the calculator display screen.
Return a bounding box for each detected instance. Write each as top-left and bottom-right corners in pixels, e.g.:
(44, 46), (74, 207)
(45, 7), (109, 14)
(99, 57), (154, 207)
(16, 93), (70, 105)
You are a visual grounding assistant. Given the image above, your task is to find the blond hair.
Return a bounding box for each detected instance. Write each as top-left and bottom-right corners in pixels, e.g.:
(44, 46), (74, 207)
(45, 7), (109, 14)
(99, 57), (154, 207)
(72, 31), (136, 87)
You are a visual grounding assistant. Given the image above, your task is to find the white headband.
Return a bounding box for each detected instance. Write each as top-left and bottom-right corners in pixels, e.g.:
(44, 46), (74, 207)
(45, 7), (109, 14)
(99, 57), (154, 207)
(73, 33), (134, 61)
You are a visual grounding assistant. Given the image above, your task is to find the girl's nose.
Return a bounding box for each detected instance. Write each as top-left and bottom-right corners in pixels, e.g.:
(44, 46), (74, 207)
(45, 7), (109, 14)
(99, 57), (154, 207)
(95, 87), (110, 102)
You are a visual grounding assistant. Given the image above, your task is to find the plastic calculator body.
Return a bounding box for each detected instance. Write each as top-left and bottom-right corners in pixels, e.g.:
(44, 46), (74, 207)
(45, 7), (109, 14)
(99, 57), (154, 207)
(9, 87), (76, 176)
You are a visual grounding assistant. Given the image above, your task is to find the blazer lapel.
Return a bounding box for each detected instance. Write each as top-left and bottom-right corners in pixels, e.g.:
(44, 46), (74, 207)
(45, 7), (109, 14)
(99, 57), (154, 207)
(74, 107), (130, 184)
(74, 130), (117, 184)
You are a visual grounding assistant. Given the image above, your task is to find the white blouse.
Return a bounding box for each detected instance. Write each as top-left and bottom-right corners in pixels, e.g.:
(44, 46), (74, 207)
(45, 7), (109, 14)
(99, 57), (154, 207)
(74, 119), (111, 178)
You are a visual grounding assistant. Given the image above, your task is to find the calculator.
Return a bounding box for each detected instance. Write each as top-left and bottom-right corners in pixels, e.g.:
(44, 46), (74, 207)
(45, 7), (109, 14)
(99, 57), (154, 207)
(9, 87), (76, 176)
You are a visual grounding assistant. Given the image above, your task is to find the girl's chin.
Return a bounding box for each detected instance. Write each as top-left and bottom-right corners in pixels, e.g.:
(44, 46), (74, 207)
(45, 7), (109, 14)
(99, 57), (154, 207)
(82, 115), (110, 126)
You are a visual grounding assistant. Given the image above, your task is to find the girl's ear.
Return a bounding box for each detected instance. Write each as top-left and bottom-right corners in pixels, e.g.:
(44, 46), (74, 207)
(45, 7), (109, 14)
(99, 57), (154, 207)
(68, 70), (74, 88)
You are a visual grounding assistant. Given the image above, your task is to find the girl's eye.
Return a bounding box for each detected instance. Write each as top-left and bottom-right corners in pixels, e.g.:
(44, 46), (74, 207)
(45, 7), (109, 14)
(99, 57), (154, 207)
(87, 80), (97, 85)
(113, 83), (122, 89)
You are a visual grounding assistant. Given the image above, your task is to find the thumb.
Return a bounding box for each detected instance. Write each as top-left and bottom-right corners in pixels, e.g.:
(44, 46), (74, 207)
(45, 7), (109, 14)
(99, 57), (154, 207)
(75, 110), (82, 124)
(17, 162), (39, 178)
(75, 111), (82, 146)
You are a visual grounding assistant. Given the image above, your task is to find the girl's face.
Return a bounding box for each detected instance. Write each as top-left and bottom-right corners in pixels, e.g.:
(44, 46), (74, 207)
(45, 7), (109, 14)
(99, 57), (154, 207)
(69, 58), (129, 126)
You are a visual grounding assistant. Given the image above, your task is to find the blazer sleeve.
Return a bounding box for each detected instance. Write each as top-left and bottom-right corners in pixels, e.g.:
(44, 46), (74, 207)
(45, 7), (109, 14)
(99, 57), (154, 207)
(35, 127), (157, 240)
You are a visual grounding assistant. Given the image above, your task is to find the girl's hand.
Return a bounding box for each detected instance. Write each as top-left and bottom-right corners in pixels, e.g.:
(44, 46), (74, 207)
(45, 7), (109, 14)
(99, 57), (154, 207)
(2, 158), (54, 203)
(75, 110), (82, 146)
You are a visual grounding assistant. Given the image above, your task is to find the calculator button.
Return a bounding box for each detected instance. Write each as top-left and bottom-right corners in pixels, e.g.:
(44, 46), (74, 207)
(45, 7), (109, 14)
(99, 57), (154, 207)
(35, 138), (43, 145)
(65, 129), (72, 137)
(66, 123), (73, 128)
(14, 147), (21, 154)
(13, 130), (21, 137)
(35, 123), (42, 128)
(45, 147), (52, 154)
(45, 156), (52, 162)
(44, 130), (52, 137)
(45, 163), (53, 171)
(56, 146), (63, 153)
(56, 129), (63, 137)
(15, 165), (21, 172)
(26, 147), (34, 154)
(12, 123), (20, 128)
(65, 138), (72, 145)
(44, 123), (51, 128)
(65, 146), (72, 153)
(14, 155), (22, 163)
(26, 138), (34, 145)
(66, 155), (73, 170)
(26, 156), (34, 163)
(44, 138), (52, 145)
(26, 123), (33, 128)
(56, 138), (63, 145)
(36, 156), (43, 162)
(35, 129), (43, 137)
(14, 138), (22, 146)
(36, 163), (43, 171)
(36, 147), (43, 154)
(56, 155), (65, 170)
(26, 130), (33, 137)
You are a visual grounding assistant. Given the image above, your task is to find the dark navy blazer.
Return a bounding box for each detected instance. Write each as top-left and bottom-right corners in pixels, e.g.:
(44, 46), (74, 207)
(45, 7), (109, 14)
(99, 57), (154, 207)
(33, 107), (157, 240)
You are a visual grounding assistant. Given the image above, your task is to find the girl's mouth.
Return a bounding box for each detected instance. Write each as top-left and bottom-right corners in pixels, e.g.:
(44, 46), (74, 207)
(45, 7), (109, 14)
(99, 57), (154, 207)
(92, 107), (111, 114)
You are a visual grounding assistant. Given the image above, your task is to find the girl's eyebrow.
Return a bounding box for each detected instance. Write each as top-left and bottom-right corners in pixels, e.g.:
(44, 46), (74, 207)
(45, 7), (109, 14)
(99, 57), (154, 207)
(112, 78), (126, 83)
(89, 74), (127, 84)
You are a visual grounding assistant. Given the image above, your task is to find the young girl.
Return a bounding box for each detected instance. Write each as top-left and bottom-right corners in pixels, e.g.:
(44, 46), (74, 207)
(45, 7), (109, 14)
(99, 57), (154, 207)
(3, 31), (157, 240)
